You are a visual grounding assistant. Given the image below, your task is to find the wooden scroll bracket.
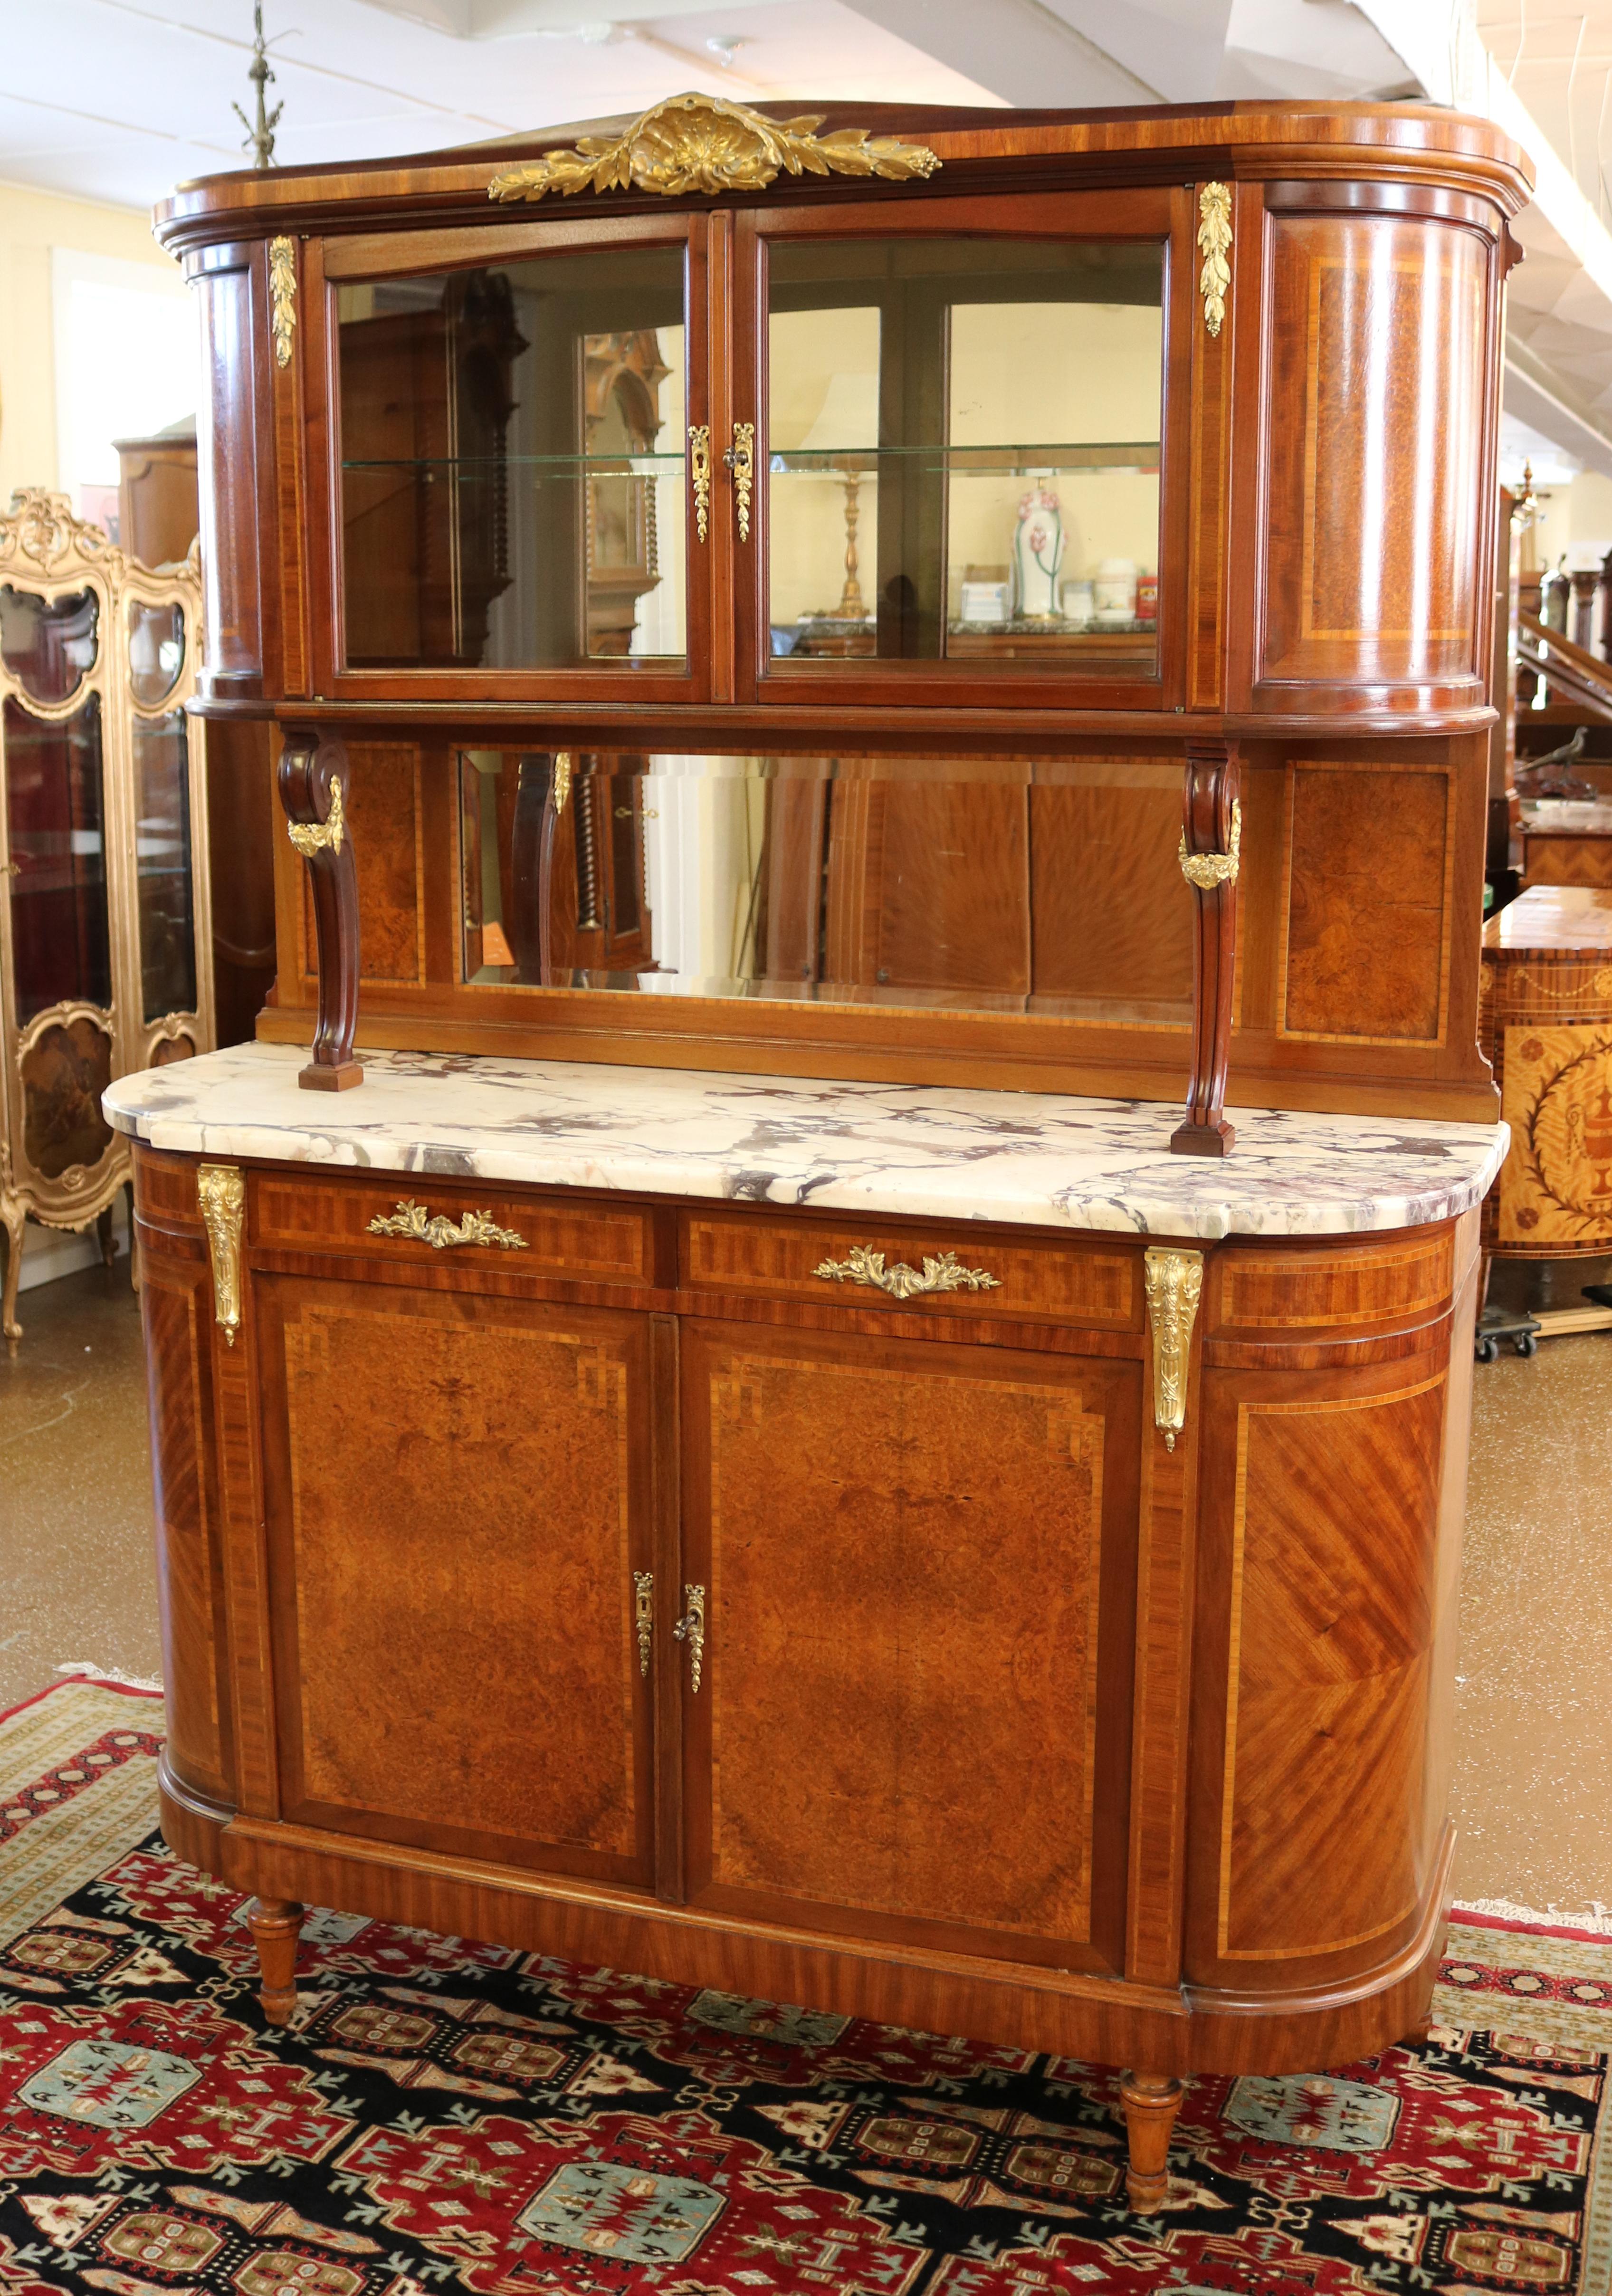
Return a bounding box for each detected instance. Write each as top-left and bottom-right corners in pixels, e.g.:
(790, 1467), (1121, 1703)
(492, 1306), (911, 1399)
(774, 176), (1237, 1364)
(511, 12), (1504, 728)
(1171, 739), (1241, 1157)
(279, 726), (362, 1091)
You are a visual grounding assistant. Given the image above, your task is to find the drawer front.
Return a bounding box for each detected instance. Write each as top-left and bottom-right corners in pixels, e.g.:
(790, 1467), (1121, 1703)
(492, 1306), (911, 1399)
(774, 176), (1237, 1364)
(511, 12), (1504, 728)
(684, 1211), (1136, 1327)
(1209, 1232), (1454, 1335)
(253, 1171), (653, 1283)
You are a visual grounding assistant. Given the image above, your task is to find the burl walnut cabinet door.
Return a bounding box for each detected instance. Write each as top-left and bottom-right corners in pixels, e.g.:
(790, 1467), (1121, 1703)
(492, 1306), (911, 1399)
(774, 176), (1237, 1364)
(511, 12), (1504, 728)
(680, 1320), (1141, 1972)
(256, 1275), (657, 1887)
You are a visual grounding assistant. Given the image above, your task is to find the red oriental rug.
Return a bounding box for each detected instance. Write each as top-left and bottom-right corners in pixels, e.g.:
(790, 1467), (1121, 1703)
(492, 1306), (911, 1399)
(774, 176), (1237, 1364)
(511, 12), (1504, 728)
(0, 1679), (1609, 2296)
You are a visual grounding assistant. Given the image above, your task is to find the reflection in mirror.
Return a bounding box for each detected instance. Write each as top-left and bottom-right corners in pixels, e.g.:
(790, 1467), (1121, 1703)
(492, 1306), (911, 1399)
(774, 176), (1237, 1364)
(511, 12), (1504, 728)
(132, 712), (197, 1022)
(459, 750), (1192, 1024)
(338, 250), (687, 671)
(767, 239), (1164, 672)
(0, 585), (98, 704)
(3, 696), (111, 1023)
(128, 599), (185, 705)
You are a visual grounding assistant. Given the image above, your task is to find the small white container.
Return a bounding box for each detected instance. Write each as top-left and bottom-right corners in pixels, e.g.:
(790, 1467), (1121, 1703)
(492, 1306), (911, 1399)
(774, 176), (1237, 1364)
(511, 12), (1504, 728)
(959, 580), (1010, 625)
(1093, 557), (1137, 625)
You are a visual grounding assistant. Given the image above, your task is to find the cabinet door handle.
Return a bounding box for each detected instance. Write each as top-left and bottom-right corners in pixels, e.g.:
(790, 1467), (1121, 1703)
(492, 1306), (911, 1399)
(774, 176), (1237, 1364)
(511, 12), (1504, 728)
(723, 422), (755, 541)
(813, 1244), (1001, 1301)
(672, 1583), (706, 1692)
(633, 1571), (654, 1677)
(366, 1199), (529, 1251)
(688, 424), (711, 542)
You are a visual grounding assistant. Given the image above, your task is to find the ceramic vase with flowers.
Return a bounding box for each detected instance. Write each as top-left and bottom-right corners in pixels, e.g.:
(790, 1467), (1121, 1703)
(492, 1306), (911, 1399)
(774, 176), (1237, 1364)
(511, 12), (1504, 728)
(1011, 483), (1066, 620)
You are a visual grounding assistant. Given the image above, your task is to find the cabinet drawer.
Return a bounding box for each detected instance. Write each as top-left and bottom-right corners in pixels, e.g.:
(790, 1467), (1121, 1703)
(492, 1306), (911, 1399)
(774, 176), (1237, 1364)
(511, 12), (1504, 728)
(252, 1171), (653, 1283)
(683, 1211), (1136, 1327)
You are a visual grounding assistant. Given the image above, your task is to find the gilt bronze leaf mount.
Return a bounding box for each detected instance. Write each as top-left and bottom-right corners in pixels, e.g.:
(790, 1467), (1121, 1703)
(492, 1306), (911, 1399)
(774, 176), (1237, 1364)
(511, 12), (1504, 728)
(488, 92), (941, 204)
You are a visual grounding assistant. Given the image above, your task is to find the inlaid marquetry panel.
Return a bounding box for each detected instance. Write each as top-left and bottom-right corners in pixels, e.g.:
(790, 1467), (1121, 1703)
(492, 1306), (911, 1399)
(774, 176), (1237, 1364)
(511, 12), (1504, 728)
(684, 1214), (1136, 1327)
(683, 1322), (1141, 1968)
(134, 1149), (203, 1228)
(140, 1256), (231, 1805)
(1260, 212), (1488, 692)
(1217, 1375), (1446, 1961)
(1212, 1233), (1454, 1333)
(263, 1283), (653, 1885)
(255, 1171), (651, 1282)
(1279, 763), (1454, 1044)
(299, 742), (425, 984)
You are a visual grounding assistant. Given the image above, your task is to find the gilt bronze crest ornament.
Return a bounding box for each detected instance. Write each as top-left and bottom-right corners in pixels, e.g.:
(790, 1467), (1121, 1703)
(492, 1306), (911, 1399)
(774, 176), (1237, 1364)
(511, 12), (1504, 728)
(487, 92), (940, 204)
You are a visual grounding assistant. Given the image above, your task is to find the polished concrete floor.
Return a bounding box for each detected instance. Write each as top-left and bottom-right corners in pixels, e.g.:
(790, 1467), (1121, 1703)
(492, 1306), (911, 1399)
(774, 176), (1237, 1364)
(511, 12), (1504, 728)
(1, 1257), (1608, 1917)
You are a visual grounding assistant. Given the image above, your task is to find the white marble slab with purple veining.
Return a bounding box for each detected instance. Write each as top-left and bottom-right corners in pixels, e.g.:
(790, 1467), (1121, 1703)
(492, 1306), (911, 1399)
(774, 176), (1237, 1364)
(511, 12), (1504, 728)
(104, 1042), (1507, 1242)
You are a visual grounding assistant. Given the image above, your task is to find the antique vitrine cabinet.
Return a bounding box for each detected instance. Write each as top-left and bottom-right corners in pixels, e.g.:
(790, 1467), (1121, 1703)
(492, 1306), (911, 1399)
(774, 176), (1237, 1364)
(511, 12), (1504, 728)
(122, 95), (1523, 2216)
(0, 489), (213, 1345)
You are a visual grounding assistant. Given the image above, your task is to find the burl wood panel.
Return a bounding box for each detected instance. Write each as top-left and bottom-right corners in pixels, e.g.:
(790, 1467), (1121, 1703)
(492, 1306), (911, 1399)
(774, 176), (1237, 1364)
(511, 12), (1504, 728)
(683, 1322), (1139, 1968)
(139, 1251), (232, 1807)
(263, 1281), (654, 1885)
(300, 742), (425, 984)
(1212, 1372), (1446, 1964)
(1260, 214), (1488, 692)
(1281, 765), (1452, 1043)
(683, 1212), (1135, 1327)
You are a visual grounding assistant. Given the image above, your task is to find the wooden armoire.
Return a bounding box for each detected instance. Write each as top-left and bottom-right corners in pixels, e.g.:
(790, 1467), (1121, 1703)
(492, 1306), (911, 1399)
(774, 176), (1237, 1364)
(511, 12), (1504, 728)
(113, 95), (1525, 2216)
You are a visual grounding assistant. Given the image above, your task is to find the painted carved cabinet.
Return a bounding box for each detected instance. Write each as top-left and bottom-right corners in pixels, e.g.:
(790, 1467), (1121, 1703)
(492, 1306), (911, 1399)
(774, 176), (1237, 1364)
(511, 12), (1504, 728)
(0, 490), (213, 1345)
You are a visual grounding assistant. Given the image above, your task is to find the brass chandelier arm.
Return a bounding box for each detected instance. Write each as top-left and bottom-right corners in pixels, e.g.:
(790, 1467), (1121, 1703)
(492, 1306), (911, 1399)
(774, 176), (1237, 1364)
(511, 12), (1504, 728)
(813, 1244), (1002, 1301)
(366, 1200), (530, 1251)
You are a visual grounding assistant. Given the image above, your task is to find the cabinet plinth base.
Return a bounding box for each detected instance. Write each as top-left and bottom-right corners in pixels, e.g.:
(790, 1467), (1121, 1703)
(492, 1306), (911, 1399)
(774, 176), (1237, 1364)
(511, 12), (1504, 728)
(1120, 2070), (1184, 2211)
(247, 1897), (306, 2025)
(299, 1060), (363, 1091)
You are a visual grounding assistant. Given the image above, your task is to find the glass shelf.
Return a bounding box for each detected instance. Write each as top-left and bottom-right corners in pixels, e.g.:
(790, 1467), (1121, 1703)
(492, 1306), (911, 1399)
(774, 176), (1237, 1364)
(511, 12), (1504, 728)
(770, 443), (1160, 474)
(341, 453), (687, 472)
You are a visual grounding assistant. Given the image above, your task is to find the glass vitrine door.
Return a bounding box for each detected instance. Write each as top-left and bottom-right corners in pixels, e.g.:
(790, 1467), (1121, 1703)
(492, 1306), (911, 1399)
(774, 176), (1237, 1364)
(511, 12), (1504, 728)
(325, 217), (713, 702)
(736, 188), (1189, 708)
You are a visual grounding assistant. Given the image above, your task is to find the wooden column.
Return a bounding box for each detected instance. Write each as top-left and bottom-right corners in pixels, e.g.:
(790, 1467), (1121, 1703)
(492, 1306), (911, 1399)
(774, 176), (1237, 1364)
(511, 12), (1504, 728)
(1171, 739), (1240, 1156)
(278, 726), (362, 1091)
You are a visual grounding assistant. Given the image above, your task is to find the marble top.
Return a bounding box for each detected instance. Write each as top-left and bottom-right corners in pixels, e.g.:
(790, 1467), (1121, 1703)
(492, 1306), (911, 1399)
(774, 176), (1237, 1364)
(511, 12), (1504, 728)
(104, 1043), (1507, 1242)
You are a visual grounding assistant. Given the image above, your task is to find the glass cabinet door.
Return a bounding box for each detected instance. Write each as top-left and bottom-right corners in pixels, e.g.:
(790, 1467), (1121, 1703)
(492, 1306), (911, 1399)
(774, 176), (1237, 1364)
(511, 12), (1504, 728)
(329, 224), (707, 698)
(740, 191), (1184, 706)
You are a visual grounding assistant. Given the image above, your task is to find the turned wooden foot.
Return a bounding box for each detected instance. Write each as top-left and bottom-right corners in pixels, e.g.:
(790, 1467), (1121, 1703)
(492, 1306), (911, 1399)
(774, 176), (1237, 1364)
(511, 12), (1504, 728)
(1121, 2069), (1184, 2212)
(247, 1897), (305, 2026)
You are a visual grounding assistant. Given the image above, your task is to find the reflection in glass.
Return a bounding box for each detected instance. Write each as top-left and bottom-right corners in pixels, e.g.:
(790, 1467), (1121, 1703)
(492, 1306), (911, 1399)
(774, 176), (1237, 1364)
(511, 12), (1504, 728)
(459, 750), (1191, 1024)
(338, 250), (687, 670)
(3, 696), (111, 1022)
(128, 599), (185, 705)
(767, 239), (1164, 672)
(132, 711), (197, 1022)
(0, 585), (98, 703)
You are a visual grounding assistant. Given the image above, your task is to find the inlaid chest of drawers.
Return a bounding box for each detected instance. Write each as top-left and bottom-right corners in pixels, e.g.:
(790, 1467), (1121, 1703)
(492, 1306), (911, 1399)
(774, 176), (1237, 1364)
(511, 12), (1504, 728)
(106, 1044), (1506, 2214)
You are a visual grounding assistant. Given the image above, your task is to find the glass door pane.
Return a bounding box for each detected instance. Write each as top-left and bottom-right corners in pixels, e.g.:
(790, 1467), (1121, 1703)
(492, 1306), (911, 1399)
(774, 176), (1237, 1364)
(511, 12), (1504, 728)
(337, 247), (688, 671)
(3, 695), (111, 1022)
(132, 710), (197, 1022)
(766, 239), (1164, 676)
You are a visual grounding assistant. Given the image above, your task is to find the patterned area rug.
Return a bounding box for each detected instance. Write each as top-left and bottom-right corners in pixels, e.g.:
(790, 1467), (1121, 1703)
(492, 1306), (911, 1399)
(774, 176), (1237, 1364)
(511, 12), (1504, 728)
(0, 1683), (1609, 2296)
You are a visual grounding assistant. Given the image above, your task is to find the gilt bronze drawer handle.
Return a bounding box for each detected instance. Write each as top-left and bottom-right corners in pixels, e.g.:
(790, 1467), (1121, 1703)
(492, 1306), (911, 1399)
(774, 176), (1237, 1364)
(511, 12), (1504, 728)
(286, 772), (343, 859)
(366, 1199), (530, 1252)
(813, 1244), (1001, 1301)
(633, 1570), (654, 1677)
(688, 425), (711, 542)
(198, 1164), (246, 1347)
(673, 1583), (706, 1693)
(1178, 797), (1240, 889)
(1143, 1246), (1203, 1451)
(724, 421), (755, 541)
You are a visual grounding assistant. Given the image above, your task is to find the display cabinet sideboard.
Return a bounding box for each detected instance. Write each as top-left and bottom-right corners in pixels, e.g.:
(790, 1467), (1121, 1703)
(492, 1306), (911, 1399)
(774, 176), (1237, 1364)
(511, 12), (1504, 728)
(134, 95), (1526, 2219)
(0, 489), (214, 1346)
